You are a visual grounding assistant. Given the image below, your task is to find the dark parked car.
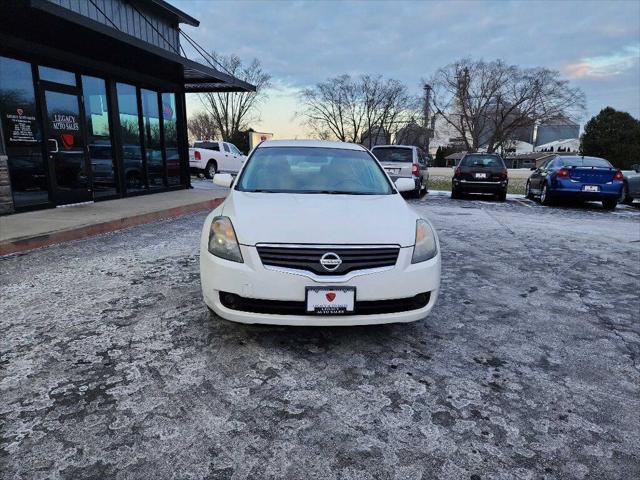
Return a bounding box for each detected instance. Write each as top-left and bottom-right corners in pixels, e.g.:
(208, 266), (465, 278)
(525, 155), (624, 210)
(451, 153), (508, 201)
(621, 164), (640, 204)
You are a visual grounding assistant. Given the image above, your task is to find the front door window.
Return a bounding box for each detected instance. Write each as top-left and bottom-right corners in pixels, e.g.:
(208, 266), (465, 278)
(43, 89), (91, 205)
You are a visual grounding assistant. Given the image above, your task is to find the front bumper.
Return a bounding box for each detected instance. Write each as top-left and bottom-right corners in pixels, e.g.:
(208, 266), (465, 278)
(200, 245), (440, 326)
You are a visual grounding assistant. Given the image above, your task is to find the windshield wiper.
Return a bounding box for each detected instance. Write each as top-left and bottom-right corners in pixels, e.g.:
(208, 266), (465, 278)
(303, 190), (379, 195)
(242, 189), (282, 193)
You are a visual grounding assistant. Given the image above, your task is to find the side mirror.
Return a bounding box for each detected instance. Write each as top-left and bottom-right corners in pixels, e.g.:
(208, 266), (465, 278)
(394, 178), (415, 192)
(213, 173), (233, 188)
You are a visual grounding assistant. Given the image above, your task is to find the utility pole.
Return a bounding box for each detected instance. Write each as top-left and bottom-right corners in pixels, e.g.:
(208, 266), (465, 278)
(423, 83), (432, 155)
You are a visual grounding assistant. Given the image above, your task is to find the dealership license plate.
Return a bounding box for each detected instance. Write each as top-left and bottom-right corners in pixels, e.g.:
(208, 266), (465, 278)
(475, 172), (488, 179)
(306, 287), (355, 315)
(385, 168), (400, 175)
(583, 185), (600, 192)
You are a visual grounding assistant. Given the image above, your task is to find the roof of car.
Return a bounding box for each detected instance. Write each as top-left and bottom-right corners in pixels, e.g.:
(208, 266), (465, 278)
(256, 140), (366, 151)
(372, 145), (414, 149)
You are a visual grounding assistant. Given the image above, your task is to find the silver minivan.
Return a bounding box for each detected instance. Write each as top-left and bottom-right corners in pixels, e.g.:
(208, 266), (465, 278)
(371, 145), (429, 197)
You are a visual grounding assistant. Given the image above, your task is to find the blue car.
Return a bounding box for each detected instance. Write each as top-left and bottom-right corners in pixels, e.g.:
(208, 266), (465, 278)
(525, 155), (624, 210)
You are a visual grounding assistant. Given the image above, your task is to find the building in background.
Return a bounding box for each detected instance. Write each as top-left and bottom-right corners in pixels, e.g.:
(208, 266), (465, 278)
(248, 130), (273, 152)
(533, 117), (579, 147)
(360, 126), (389, 149)
(0, 0), (254, 214)
(534, 138), (580, 153)
(395, 121), (427, 149)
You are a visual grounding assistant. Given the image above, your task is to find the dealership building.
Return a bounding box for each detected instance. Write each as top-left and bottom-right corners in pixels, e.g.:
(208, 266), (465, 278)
(0, 0), (253, 215)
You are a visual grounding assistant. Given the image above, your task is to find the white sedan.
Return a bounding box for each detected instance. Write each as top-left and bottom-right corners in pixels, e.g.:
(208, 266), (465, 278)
(200, 140), (441, 326)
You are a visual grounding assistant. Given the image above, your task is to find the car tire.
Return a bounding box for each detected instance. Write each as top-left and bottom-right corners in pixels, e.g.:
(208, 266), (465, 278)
(621, 182), (633, 205)
(497, 190), (507, 202)
(525, 181), (534, 200)
(540, 183), (554, 206)
(205, 160), (218, 179)
(602, 198), (618, 210)
(451, 187), (460, 199)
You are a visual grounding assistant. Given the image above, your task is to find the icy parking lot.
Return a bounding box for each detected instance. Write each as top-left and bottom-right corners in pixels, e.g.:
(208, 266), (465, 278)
(1, 195), (639, 479)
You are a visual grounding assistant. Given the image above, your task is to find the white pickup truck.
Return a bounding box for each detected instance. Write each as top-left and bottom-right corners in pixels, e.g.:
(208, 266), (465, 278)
(189, 140), (247, 178)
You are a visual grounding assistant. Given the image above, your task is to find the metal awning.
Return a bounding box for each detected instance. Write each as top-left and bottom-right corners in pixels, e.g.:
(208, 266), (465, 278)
(182, 59), (256, 93)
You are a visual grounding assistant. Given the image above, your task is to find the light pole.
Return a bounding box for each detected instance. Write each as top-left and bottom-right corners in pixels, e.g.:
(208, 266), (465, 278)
(423, 83), (432, 155)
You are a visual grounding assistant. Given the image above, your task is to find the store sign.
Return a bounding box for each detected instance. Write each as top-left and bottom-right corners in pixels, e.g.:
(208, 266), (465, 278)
(5, 107), (38, 143)
(51, 114), (79, 132)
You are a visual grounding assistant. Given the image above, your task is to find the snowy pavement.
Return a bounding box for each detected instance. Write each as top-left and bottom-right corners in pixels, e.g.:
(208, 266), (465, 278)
(1, 195), (639, 479)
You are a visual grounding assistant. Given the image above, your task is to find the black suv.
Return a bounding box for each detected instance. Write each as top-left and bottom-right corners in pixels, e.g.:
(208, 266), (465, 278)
(451, 153), (508, 201)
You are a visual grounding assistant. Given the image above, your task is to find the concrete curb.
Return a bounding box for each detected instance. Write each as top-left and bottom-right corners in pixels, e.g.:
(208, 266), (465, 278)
(0, 197), (224, 257)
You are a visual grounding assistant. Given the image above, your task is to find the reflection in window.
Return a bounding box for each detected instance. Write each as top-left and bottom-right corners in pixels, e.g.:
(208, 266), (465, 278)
(162, 93), (180, 186)
(116, 83), (146, 193)
(0, 56), (48, 207)
(38, 66), (76, 86)
(82, 76), (116, 198)
(141, 89), (164, 189)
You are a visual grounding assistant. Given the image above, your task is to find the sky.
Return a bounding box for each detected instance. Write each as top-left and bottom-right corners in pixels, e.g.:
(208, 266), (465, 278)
(175, 0), (640, 139)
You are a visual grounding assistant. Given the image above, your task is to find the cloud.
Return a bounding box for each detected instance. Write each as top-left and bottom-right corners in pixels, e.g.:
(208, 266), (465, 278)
(563, 46), (640, 79)
(174, 0), (640, 132)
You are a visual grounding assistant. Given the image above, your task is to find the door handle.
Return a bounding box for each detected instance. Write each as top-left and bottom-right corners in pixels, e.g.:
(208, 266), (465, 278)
(47, 138), (59, 153)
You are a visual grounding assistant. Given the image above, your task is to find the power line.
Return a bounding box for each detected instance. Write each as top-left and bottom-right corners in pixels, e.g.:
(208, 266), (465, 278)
(178, 29), (235, 77)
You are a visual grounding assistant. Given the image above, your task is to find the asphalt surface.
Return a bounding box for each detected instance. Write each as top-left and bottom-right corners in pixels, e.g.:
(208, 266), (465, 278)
(1, 193), (639, 480)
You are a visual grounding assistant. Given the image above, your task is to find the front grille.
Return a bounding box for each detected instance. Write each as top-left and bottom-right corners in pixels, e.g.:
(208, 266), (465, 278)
(256, 246), (400, 275)
(219, 291), (430, 315)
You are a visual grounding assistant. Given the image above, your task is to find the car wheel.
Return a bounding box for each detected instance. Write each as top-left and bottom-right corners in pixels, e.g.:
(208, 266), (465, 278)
(540, 183), (553, 206)
(621, 182), (633, 205)
(205, 160), (217, 179)
(451, 186), (460, 199)
(525, 181), (534, 200)
(497, 190), (507, 202)
(602, 198), (618, 210)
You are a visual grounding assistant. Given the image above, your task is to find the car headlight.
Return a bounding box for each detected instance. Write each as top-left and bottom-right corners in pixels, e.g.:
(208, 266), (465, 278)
(411, 219), (437, 263)
(208, 216), (243, 263)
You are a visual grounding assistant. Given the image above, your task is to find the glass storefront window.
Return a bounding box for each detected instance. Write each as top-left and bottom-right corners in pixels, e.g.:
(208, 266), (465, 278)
(116, 83), (146, 193)
(0, 56), (49, 208)
(82, 75), (116, 199)
(38, 66), (76, 86)
(141, 89), (164, 189)
(162, 93), (180, 186)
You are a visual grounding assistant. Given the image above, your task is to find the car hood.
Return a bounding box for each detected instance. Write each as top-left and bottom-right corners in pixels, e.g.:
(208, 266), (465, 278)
(222, 191), (419, 247)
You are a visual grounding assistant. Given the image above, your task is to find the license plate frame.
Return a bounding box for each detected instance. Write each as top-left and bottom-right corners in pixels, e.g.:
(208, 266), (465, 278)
(385, 168), (401, 175)
(475, 172), (488, 179)
(582, 185), (600, 192)
(305, 286), (356, 315)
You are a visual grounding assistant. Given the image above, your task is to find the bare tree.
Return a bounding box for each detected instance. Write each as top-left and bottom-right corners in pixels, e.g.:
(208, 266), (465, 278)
(299, 75), (417, 147)
(199, 53), (271, 141)
(187, 111), (218, 142)
(429, 59), (585, 153)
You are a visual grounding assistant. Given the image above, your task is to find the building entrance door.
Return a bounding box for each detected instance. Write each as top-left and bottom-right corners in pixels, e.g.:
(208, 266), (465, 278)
(41, 87), (92, 205)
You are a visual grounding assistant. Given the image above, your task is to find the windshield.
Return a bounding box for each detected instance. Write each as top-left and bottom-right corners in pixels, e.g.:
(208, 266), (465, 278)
(561, 157), (611, 168)
(460, 155), (503, 167)
(372, 147), (413, 163)
(236, 147), (395, 195)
